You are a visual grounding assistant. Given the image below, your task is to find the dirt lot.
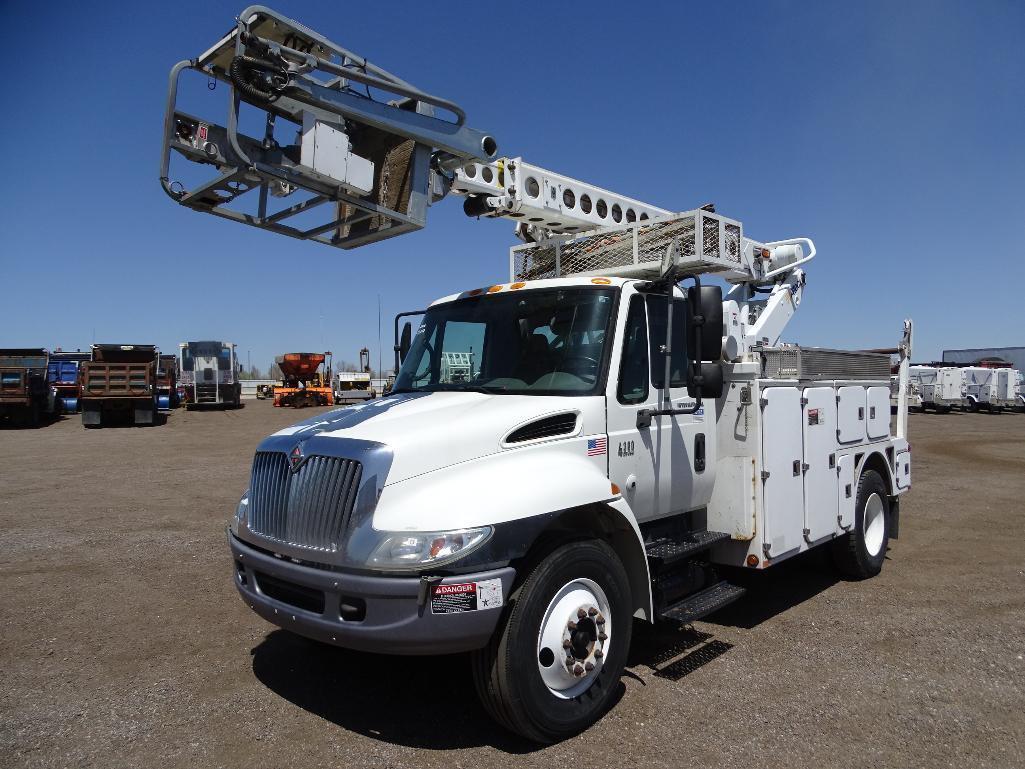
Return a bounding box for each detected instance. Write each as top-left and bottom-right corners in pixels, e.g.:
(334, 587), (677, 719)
(1, 403), (1023, 768)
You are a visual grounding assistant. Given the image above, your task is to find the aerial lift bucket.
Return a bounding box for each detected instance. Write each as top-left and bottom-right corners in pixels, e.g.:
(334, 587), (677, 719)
(160, 6), (497, 249)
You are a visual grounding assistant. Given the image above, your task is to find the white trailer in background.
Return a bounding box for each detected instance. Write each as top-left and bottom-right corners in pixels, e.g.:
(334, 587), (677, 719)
(962, 366), (1014, 412)
(908, 365), (963, 412)
(1015, 370), (1025, 411)
(164, 7), (915, 743)
(891, 375), (922, 412)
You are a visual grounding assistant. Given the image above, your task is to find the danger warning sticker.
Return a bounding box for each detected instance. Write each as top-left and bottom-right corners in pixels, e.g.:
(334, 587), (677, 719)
(431, 578), (503, 614)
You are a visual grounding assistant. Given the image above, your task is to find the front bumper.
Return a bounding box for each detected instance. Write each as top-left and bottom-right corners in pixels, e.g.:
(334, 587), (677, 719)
(229, 533), (515, 655)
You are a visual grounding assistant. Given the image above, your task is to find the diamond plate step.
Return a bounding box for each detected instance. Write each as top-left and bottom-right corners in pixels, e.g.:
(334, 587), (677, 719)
(644, 530), (731, 569)
(658, 581), (747, 624)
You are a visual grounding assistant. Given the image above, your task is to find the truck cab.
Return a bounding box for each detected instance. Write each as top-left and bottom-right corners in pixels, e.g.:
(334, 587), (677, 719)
(229, 269), (911, 742)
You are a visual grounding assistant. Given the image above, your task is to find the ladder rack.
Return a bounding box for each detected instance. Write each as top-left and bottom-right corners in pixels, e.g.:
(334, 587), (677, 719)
(509, 211), (755, 282)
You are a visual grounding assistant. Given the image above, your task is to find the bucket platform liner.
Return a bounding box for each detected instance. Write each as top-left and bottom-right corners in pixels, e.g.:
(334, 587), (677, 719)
(160, 6), (497, 250)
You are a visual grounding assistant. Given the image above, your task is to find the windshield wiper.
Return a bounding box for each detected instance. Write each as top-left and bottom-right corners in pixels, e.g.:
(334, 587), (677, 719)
(418, 383), (508, 394)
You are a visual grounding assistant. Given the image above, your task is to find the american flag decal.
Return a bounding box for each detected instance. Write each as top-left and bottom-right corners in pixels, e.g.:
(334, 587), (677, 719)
(587, 437), (607, 456)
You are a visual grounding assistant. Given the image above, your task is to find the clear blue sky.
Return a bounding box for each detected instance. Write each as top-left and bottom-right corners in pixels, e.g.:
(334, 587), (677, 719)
(1, 0), (1022, 371)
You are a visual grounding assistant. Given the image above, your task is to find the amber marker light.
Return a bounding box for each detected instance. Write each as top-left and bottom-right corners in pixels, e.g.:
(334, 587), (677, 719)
(487, 285), (503, 293)
(591, 277), (612, 284)
(467, 288), (483, 296)
(746, 554), (759, 567)
(610, 483), (621, 495)
(510, 282), (526, 290)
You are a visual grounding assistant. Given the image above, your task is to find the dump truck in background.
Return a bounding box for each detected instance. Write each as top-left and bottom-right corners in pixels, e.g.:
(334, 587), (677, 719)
(273, 352), (333, 407)
(179, 341), (242, 408)
(0, 348), (57, 426)
(48, 350), (91, 413)
(81, 344), (159, 427)
(156, 354), (179, 410)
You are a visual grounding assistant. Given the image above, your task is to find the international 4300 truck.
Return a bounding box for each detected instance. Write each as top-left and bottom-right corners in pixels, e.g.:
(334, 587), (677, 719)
(164, 7), (914, 743)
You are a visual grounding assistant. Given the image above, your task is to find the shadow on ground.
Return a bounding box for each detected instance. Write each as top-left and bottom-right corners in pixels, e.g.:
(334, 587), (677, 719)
(252, 548), (841, 748)
(251, 630), (546, 752)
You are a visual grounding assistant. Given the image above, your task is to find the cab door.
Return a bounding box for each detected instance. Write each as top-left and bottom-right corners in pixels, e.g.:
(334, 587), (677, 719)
(606, 292), (659, 521)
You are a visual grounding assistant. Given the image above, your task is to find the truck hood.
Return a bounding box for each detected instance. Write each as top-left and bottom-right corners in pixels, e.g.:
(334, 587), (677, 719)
(271, 391), (604, 484)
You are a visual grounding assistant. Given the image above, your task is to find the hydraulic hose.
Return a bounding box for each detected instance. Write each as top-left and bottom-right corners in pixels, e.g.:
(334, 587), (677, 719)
(229, 55), (289, 103)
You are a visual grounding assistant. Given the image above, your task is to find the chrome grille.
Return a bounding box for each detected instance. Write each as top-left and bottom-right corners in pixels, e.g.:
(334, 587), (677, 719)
(248, 451), (362, 552)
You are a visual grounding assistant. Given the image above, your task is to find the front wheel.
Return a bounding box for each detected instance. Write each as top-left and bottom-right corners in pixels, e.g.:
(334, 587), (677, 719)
(831, 469), (890, 579)
(471, 539), (632, 743)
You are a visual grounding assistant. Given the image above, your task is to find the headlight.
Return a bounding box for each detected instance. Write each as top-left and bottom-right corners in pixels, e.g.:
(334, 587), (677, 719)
(231, 489), (249, 534)
(369, 527), (492, 570)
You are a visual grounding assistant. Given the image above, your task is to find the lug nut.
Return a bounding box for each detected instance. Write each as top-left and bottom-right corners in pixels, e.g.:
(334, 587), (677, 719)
(594, 648), (604, 659)
(595, 615), (606, 626)
(573, 663), (584, 676)
(598, 632), (608, 641)
(568, 620), (577, 631)
(577, 608), (587, 619)
(588, 606), (598, 617)
(562, 639), (571, 649)
(585, 661), (595, 672)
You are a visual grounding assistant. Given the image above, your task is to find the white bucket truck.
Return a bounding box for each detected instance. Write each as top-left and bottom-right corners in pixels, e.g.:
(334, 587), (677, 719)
(963, 366), (1017, 412)
(165, 7), (914, 743)
(908, 365), (964, 412)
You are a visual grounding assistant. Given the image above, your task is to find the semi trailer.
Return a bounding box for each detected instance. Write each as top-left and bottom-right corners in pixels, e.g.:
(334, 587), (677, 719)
(164, 7), (914, 743)
(81, 344), (159, 427)
(179, 341), (242, 408)
(0, 348), (57, 426)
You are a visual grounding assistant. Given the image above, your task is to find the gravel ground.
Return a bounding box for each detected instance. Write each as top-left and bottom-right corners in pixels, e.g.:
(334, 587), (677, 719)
(1, 403), (1023, 768)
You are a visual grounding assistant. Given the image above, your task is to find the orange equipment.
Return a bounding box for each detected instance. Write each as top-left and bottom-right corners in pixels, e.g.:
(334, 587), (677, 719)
(272, 352), (334, 408)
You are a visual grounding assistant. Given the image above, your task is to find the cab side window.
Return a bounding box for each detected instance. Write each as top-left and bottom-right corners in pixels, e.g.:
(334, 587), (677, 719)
(617, 296), (649, 404)
(645, 295), (689, 388)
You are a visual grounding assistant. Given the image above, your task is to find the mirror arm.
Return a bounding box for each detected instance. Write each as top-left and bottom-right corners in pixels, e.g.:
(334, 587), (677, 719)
(638, 274), (704, 429)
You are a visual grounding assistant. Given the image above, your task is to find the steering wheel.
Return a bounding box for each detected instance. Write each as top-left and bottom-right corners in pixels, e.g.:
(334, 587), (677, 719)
(558, 354), (600, 378)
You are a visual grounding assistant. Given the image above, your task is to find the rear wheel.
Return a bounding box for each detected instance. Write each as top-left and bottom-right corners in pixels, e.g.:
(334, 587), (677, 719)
(832, 469), (889, 579)
(471, 539), (631, 743)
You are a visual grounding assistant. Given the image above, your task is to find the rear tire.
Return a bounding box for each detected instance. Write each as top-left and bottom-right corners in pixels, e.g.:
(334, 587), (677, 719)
(471, 539), (631, 744)
(832, 469), (889, 579)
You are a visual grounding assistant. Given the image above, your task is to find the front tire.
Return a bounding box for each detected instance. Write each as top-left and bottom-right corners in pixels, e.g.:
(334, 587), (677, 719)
(471, 539), (632, 743)
(832, 469), (890, 579)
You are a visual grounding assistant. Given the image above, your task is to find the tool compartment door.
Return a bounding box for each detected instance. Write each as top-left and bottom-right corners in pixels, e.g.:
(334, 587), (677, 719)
(761, 387), (804, 558)
(837, 386), (866, 444)
(895, 451), (911, 490)
(837, 453), (855, 529)
(866, 386), (890, 440)
(802, 387), (838, 542)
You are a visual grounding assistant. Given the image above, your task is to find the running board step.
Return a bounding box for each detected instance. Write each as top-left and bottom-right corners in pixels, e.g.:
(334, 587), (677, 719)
(645, 530), (731, 569)
(658, 581), (747, 624)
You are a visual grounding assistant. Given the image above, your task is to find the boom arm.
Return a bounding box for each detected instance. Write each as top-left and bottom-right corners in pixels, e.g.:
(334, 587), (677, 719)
(161, 7), (816, 353)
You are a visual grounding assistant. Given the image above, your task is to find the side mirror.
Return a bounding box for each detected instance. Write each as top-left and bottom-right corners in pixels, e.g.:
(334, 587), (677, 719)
(687, 362), (724, 400)
(399, 322), (412, 363)
(687, 285), (723, 362)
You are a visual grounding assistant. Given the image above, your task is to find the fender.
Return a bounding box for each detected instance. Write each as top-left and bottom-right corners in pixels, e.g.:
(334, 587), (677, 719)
(373, 441), (654, 619)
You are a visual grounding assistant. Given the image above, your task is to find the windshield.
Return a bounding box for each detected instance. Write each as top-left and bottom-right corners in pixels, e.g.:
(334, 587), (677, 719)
(394, 287), (616, 396)
(183, 342), (233, 371)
